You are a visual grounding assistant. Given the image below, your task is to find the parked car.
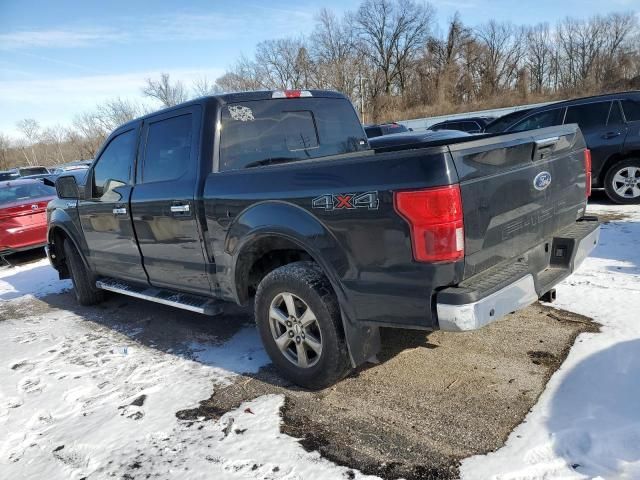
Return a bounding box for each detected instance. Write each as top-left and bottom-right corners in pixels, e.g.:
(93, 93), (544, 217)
(50, 160), (93, 176)
(0, 179), (56, 261)
(364, 122), (410, 138)
(483, 91), (640, 204)
(0, 170), (20, 182)
(429, 117), (495, 133)
(47, 89), (599, 389)
(17, 166), (50, 177)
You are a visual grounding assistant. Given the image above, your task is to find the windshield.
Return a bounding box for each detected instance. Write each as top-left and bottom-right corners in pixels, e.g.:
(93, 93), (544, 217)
(0, 182), (55, 205)
(483, 110), (532, 133)
(219, 97), (368, 170)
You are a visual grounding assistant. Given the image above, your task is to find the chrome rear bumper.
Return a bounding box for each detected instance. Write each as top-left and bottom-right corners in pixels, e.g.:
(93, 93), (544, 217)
(436, 223), (600, 332)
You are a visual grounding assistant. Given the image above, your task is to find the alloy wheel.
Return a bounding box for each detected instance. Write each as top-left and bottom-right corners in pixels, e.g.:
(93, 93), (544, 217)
(612, 166), (640, 199)
(268, 292), (323, 368)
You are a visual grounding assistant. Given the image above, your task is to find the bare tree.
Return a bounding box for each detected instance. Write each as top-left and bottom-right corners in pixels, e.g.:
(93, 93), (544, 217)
(142, 73), (188, 107)
(311, 9), (361, 96)
(253, 38), (316, 89)
(0, 132), (10, 170)
(526, 23), (555, 93)
(16, 118), (41, 165)
(215, 55), (269, 92)
(41, 125), (68, 164)
(354, 0), (435, 95)
(475, 21), (526, 97)
(192, 76), (222, 96)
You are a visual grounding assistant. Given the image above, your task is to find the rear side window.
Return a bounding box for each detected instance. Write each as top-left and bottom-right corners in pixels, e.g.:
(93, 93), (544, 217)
(219, 98), (368, 171)
(92, 130), (136, 199)
(365, 127), (383, 138)
(622, 100), (640, 122)
(510, 109), (564, 132)
(142, 114), (192, 183)
(608, 102), (624, 125)
(564, 102), (610, 131)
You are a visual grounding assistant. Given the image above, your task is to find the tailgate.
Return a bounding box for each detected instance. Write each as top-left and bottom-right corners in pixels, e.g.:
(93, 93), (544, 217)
(448, 125), (588, 278)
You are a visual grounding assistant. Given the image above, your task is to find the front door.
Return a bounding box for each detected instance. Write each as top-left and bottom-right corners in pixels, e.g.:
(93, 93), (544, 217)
(129, 106), (212, 295)
(78, 126), (148, 283)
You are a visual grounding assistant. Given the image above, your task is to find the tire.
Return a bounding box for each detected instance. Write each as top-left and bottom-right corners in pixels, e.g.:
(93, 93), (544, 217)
(63, 239), (104, 306)
(254, 261), (351, 390)
(604, 158), (640, 204)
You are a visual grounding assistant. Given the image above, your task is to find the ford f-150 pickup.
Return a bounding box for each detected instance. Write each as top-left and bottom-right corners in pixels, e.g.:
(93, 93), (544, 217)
(47, 90), (600, 389)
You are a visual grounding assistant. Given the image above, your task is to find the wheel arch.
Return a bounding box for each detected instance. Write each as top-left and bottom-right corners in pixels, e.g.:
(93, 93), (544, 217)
(225, 201), (380, 367)
(47, 210), (91, 275)
(597, 150), (640, 185)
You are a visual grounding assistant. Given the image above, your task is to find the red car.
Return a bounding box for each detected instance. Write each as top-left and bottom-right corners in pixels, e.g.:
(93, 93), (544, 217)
(0, 179), (56, 258)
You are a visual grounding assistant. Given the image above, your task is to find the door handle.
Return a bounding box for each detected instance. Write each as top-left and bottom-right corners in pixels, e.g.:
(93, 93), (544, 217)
(170, 204), (190, 213)
(602, 131), (621, 139)
(112, 207), (127, 215)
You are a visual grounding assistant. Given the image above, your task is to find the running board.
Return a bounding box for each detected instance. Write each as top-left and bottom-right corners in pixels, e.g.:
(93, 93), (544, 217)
(95, 278), (223, 316)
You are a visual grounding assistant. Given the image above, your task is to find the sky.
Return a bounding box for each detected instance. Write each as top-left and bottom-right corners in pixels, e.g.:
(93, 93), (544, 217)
(1, 0), (639, 138)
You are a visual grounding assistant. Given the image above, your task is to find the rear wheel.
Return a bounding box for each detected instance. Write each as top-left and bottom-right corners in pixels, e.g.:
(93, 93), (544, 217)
(63, 240), (104, 306)
(604, 158), (640, 204)
(254, 261), (351, 390)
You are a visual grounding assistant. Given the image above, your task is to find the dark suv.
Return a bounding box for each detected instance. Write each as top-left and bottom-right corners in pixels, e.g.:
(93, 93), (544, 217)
(429, 117), (494, 134)
(484, 91), (640, 204)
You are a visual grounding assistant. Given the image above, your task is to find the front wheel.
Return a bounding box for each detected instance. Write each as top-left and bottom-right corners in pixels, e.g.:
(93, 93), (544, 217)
(63, 239), (104, 306)
(604, 158), (640, 204)
(254, 261), (351, 390)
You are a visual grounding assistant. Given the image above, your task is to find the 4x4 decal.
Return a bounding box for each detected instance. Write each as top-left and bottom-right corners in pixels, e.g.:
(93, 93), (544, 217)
(312, 191), (379, 211)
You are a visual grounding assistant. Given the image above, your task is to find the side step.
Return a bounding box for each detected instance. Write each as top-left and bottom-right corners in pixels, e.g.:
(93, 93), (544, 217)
(95, 278), (224, 316)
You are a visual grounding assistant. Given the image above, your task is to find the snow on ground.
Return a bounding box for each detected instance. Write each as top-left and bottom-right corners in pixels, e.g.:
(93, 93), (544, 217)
(0, 257), (71, 301)
(461, 200), (640, 480)
(0, 261), (375, 479)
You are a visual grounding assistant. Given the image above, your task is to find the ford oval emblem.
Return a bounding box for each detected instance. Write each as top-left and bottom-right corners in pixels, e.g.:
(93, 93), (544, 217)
(534, 171), (552, 191)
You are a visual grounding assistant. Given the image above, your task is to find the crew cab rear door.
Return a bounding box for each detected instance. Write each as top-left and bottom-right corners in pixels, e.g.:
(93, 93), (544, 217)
(78, 125), (148, 283)
(129, 106), (212, 295)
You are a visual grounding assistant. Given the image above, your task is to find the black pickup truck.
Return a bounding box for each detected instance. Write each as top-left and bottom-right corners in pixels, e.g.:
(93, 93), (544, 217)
(47, 90), (599, 389)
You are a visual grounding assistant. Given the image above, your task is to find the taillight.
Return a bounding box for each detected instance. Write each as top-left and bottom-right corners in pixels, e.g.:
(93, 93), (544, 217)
(394, 185), (464, 263)
(584, 149), (592, 198)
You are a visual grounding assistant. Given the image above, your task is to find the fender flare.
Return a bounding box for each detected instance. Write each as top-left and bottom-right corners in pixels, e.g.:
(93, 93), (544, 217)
(47, 209), (91, 273)
(226, 201), (380, 367)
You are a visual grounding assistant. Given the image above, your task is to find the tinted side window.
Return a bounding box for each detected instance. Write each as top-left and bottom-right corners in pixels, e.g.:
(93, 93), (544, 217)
(564, 102), (610, 131)
(365, 127), (383, 138)
(142, 114), (192, 183)
(608, 101), (624, 125)
(622, 100), (640, 122)
(92, 130), (136, 199)
(461, 122), (481, 132)
(220, 98), (367, 170)
(510, 109), (564, 132)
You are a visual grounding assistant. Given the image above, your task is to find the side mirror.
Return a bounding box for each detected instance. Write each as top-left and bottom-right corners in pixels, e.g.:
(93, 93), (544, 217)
(55, 175), (79, 200)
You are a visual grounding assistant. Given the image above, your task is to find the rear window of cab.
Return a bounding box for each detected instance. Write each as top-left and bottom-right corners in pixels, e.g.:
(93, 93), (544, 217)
(219, 98), (368, 171)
